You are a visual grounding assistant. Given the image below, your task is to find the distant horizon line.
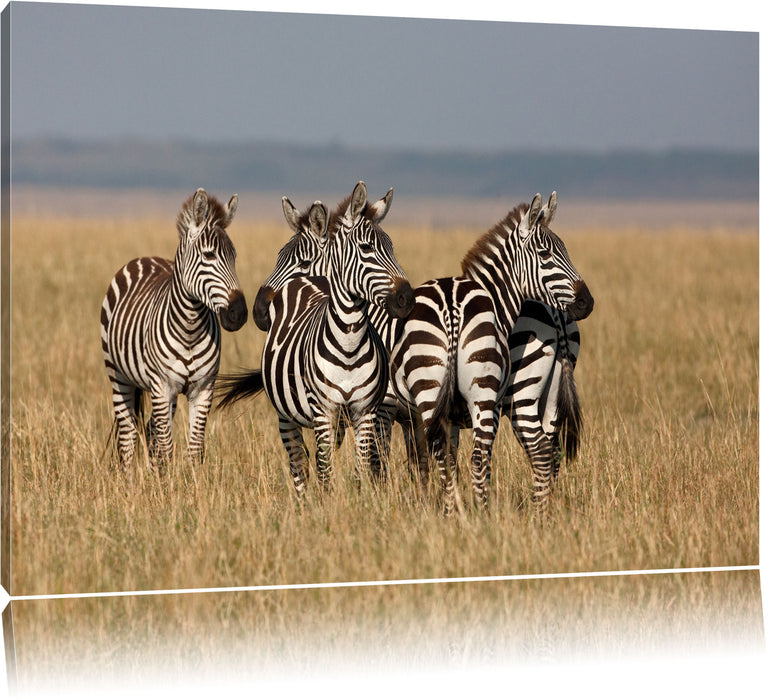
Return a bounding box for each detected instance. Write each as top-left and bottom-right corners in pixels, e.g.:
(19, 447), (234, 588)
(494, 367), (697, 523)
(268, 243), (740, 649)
(12, 135), (759, 157)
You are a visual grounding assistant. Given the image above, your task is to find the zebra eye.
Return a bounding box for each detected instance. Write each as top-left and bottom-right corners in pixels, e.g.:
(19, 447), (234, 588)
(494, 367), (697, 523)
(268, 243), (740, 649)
(359, 243), (374, 252)
(538, 249), (552, 260)
(202, 249), (217, 261)
(298, 259), (311, 269)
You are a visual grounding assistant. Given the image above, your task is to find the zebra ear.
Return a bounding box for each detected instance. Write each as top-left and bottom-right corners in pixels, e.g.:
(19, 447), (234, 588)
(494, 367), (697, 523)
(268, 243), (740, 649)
(308, 201), (330, 239)
(281, 196), (302, 232)
(518, 193), (543, 240)
(224, 194), (238, 227)
(540, 191), (557, 227)
(193, 188), (209, 227)
(348, 181), (368, 221)
(372, 187), (393, 224)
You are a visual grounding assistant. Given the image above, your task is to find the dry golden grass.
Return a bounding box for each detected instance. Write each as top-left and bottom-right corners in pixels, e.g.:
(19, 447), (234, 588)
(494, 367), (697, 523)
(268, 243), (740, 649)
(7, 204), (761, 688)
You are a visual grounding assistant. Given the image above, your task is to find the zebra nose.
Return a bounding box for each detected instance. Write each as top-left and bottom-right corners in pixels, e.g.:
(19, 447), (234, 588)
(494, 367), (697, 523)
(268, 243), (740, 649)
(387, 279), (415, 319)
(253, 286), (275, 332)
(396, 280), (415, 312)
(220, 291), (248, 331)
(566, 280), (594, 321)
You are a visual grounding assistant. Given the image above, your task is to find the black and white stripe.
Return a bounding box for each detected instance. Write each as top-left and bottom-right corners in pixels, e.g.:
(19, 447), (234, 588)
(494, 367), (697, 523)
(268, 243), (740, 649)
(392, 192), (594, 513)
(217, 182), (414, 496)
(246, 188), (592, 513)
(101, 188), (247, 468)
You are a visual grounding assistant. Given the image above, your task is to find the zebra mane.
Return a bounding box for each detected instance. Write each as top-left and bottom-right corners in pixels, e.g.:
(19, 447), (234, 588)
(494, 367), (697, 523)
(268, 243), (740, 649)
(176, 192), (231, 239)
(329, 194), (383, 233)
(295, 202), (325, 232)
(460, 202), (529, 275)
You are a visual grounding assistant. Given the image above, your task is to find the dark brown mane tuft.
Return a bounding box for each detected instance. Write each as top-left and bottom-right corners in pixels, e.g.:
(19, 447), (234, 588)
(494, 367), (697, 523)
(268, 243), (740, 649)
(295, 202), (321, 232)
(329, 194), (381, 232)
(460, 202), (528, 275)
(176, 192), (230, 237)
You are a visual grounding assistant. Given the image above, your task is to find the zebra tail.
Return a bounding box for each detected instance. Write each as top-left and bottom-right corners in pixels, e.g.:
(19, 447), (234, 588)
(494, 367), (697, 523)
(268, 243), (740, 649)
(556, 356), (583, 462)
(425, 362), (456, 454)
(214, 369), (265, 410)
(425, 305), (458, 454)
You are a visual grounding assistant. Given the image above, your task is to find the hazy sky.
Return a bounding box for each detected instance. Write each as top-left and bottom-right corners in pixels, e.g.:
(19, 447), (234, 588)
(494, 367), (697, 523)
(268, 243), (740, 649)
(9, 1), (759, 152)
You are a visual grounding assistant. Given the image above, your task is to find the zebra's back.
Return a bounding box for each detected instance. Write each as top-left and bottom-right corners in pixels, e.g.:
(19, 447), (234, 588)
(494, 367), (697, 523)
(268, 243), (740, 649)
(101, 256), (172, 391)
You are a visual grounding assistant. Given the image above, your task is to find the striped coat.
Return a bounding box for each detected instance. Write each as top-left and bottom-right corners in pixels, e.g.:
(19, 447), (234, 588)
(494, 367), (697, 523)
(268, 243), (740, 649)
(101, 188), (247, 468)
(217, 182), (414, 496)
(391, 192), (594, 513)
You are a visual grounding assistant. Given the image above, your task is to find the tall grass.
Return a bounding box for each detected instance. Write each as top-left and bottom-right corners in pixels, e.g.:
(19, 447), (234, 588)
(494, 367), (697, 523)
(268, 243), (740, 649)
(8, 207), (760, 688)
(10, 213), (758, 596)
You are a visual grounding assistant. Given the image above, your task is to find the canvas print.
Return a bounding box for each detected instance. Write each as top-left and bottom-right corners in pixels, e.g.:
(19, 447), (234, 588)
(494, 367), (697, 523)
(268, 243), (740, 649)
(0, 0), (763, 694)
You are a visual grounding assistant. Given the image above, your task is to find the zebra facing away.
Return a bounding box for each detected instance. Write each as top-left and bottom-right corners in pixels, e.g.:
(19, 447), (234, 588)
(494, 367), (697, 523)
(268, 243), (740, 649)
(249, 189), (590, 513)
(217, 181), (415, 497)
(391, 192), (594, 514)
(101, 188), (248, 469)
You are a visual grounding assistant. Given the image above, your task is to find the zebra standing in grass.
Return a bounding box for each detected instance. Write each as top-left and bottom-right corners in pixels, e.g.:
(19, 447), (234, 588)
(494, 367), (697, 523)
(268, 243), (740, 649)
(101, 188), (248, 468)
(463, 192), (593, 504)
(250, 185), (407, 473)
(392, 192), (594, 514)
(217, 182), (415, 496)
(250, 189), (590, 509)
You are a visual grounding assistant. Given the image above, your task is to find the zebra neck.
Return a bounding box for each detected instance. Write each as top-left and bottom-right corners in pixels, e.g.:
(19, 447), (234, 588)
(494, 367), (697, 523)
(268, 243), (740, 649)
(326, 274), (369, 345)
(168, 262), (212, 331)
(366, 305), (397, 348)
(465, 266), (524, 334)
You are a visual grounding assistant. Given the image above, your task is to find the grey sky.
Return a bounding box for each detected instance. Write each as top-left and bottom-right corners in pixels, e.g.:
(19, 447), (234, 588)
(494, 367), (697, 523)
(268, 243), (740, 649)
(9, 2), (758, 152)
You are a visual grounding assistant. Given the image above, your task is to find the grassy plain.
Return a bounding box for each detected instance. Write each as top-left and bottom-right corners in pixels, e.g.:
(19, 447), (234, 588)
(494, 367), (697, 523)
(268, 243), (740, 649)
(7, 197), (761, 687)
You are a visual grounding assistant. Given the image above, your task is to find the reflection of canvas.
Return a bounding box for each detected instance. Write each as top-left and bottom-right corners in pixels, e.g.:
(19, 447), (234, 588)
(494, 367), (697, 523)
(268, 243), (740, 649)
(11, 571), (766, 694)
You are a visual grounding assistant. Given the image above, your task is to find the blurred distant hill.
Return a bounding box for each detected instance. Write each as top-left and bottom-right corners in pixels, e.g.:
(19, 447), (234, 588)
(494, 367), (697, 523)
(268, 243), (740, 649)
(12, 138), (758, 200)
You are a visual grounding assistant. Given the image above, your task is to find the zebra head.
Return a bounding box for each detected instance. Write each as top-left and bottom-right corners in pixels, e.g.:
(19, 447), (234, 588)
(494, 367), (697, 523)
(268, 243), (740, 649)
(514, 191), (594, 322)
(175, 188), (248, 331)
(328, 181), (415, 319)
(252, 197), (330, 331)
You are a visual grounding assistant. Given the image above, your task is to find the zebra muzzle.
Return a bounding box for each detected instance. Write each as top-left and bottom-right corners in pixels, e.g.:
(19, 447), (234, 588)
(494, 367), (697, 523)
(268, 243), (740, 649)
(253, 286), (275, 332)
(220, 291), (248, 331)
(566, 280), (594, 322)
(385, 279), (416, 319)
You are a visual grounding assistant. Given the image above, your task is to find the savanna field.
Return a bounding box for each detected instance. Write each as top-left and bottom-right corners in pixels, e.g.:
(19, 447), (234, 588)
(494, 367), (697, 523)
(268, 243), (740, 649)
(7, 190), (762, 688)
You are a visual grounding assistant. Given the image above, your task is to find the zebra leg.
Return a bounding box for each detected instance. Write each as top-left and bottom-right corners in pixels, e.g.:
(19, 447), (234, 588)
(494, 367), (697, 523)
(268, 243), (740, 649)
(278, 417), (310, 498)
(186, 382), (214, 464)
(353, 411), (383, 482)
(147, 387), (176, 469)
(432, 425), (461, 517)
(312, 414), (336, 491)
(469, 429), (494, 512)
(465, 395), (499, 511)
(370, 405), (393, 478)
(147, 400), (177, 459)
(401, 416), (429, 486)
(509, 412), (555, 511)
(111, 381), (140, 469)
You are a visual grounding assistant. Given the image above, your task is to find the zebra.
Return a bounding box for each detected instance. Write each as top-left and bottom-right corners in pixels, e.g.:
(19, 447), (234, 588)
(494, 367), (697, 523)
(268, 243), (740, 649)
(216, 181), (415, 497)
(250, 185), (409, 475)
(391, 192), (594, 514)
(250, 190), (590, 512)
(101, 188), (248, 469)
